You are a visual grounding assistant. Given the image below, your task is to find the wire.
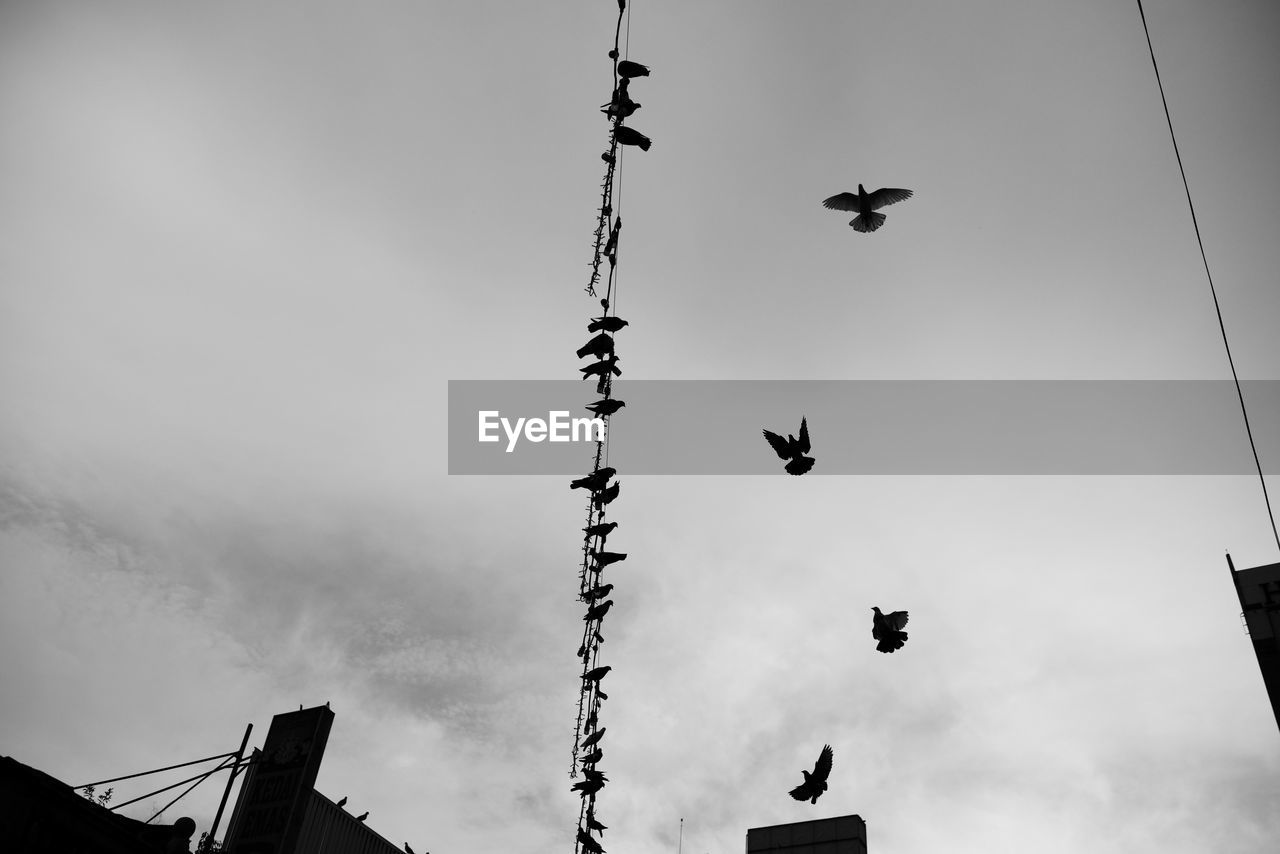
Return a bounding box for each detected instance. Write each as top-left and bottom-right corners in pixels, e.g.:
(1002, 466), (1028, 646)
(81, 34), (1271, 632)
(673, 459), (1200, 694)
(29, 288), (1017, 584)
(1135, 0), (1280, 554)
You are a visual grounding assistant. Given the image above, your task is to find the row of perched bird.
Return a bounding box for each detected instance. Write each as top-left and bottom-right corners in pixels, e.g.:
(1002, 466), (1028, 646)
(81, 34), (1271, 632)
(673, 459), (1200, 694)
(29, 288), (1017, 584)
(568, 14), (657, 851)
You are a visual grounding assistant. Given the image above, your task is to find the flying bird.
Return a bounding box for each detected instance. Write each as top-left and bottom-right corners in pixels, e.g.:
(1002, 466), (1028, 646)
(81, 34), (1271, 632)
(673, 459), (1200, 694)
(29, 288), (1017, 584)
(613, 125), (651, 151)
(871, 606), (909, 653)
(355, 811), (369, 822)
(584, 599), (615, 621)
(571, 467), (617, 491)
(617, 60), (650, 78)
(335, 796), (347, 809)
(822, 184), (914, 233)
(763, 416), (815, 475)
(585, 399), (626, 417)
(587, 315), (629, 334)
(789, 744), (834, 804)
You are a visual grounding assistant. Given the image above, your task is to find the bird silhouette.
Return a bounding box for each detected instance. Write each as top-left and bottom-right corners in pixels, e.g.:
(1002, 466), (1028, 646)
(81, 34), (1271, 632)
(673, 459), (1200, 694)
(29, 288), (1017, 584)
(571, 467), (617, 491)
(585, 399), (626, 417)
(592, 551), (627, 568)
(613, 125), (651, 151)
(586, 809), (608, 835)
(587, 315), (629, 334)
(580, 355), (621, 382)
(582, 583), (614, 603)
(583, 665), (612, 683)
(403, 845), (415, 854)
(335, 796), (347, 809)
(602, 79), (639, 119)
(871, 606), (909, 653)
(580, 747), (603, 765)
(584, 600), (615, 621)
(763, 416), (815, 475)
(577, 333), (615, 360)
(617, 60), (650, 78)
(789, 744), (834, 804)
(355, 811), (369, 822)
(592, 481), (621, 508)
(577, 827), (605, 854)
(582, 727), (606, 748)
(583, 521), (618, 539)
(822, 184), (914, 233)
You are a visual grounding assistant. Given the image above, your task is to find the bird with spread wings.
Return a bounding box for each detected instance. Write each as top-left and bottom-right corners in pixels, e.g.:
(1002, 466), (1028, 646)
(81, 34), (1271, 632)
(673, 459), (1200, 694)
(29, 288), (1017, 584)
(763, 416), (815, 476)
(789, 744), (834, 804)
(823, 184), (913, 233)
(871, 606), (910, 653)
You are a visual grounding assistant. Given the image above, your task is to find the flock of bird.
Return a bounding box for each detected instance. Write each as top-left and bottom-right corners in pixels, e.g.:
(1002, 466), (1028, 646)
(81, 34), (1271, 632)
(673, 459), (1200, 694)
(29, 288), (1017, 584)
(763, 417), (911, 803)
(571, 3), (922, 842)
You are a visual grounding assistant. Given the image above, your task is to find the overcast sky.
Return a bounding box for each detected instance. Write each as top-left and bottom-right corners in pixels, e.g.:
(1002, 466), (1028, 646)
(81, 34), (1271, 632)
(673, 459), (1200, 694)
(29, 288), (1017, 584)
(3, 2), (1280, 853)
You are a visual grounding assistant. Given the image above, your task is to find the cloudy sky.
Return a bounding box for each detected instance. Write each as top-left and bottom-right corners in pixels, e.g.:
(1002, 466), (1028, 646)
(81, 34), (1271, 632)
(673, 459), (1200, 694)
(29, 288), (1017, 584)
(3, 1), (1280, 853)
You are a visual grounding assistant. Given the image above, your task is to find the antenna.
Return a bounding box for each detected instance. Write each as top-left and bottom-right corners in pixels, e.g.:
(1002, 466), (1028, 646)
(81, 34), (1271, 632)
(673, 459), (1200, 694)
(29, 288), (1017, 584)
(678, 817), (683, 854)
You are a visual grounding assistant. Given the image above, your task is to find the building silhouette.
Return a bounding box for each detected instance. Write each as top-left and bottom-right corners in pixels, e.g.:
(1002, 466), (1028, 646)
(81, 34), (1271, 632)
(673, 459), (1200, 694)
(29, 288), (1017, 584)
(746, 814), (867, 854)
(1227, 554), (1280, 733)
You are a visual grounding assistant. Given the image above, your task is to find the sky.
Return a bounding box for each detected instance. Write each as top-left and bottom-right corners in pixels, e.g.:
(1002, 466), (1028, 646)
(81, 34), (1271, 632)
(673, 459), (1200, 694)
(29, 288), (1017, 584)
(2, 1), (1280, 853)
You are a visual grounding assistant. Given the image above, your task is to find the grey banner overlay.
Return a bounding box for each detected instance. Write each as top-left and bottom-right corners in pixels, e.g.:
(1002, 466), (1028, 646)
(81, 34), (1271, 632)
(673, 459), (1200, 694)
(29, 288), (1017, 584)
(448, 380), (1280, 474)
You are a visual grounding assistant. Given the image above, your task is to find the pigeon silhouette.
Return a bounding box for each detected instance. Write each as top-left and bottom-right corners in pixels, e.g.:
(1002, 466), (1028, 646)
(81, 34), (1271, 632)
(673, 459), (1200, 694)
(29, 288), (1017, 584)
(613, 125), (651, 151)
(571, 467), (617, 492)
(585, 399), (626, 417)
(582, 583), (614, 602)
(584, 599), (614, 621)
(586, 809), (608, 835)
(355, 811), (369, 822)
(871, 606), (909, 653)
(403, 845), (415, 854)
(822, 184), (913, 233)
(580, 747), (603, 765)
(592, 551), (627, 568)
(583, 521), (618, 540)
(763, 417), (815, 475)
(617, 60), (650, 78)
(580, 355), (621, 382)
(789, 744), (834, 804)
(583, 665), (612, 683)
(577, 333), (615, 360)
(577, 828), (605, 854)
(587, 315), (629, 334)
(582, 727), (606, 748)
(335, 796), (347, 809)
(592, 481), (620, 508)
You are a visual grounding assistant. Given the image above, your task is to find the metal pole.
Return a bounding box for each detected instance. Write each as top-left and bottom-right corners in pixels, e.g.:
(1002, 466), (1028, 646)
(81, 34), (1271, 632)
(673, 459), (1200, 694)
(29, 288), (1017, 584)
(202, 723), (253, 852)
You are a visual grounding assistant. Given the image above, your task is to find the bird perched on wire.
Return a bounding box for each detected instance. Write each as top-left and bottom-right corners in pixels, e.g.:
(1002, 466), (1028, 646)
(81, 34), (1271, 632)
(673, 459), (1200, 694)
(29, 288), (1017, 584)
(763, 416), (815, 475)
(584, 665), (612, 683)
(580, 747), (604, 766)
(576, 332), (615, 360)
(583, 521), (618, 540)
(822, 184), (914, 233)
(588, 315), (629, 334)
(355, 811), (369, 822)
(584, 599), (615, 621)
(871, 606), (909, 653)
(613, 125), (651, 151)
(577, 827), (606, 854)
(582, 582), (614, 603)
(585, 398), (626, 417)
(593, 481), (620, 508)
(580, 355), (621, 382)
(571, 467), (616, 492)
(602, 79), (639, 119)
(586, 808), (608, 835)
(592, 551), (627, 569)
(617, 60), (649, 78)
(582, 727), (606, 748)
(789, 744), (834, 804)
